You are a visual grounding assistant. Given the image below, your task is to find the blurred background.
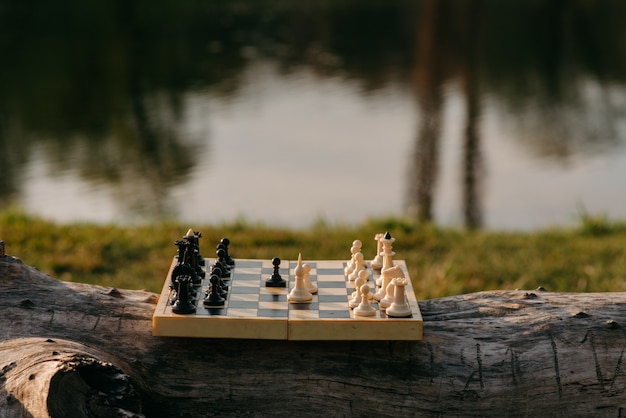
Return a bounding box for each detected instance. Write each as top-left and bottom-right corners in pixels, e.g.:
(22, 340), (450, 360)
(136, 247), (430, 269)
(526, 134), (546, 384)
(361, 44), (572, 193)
(1, 0), (625, 230)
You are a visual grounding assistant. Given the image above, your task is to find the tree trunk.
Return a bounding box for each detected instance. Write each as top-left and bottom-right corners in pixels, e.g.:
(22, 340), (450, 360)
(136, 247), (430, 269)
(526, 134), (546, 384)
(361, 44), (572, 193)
(2, 254), (626, 417)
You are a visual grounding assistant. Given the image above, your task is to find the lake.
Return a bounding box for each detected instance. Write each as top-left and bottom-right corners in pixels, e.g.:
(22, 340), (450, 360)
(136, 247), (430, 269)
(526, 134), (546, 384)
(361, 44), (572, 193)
(2, 0), (626, 230)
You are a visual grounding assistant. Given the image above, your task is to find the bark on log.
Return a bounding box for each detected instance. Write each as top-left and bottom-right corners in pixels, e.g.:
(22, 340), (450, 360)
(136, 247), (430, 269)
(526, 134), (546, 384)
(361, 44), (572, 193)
(2, 254), (626, 417)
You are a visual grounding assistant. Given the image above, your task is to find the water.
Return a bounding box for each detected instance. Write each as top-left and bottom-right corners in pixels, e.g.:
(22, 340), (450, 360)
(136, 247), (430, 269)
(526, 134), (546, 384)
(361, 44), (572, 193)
(2, 0), (626, 230)
(21, 62), (415, 227)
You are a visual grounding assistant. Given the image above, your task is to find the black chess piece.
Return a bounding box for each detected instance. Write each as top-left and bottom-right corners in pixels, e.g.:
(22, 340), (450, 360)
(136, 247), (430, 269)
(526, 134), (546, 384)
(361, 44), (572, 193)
(210, 268), (228, 297)
(172, 275), (197, 314)
(214, 251), (231, 278)
(191, 244), (205, 279)
(216, 244), (230, 266)
(265, 257), (286, 287)
(183, 233), (205, 281)
(174, 239), (203, 285)
(220, 237), (235, 266)
(203, 274), (226, 307)
(174, 239), (190, 263)
(218, 270), (229, 293)
(192, 231), (206, 266)
(170, 263), (196, 296)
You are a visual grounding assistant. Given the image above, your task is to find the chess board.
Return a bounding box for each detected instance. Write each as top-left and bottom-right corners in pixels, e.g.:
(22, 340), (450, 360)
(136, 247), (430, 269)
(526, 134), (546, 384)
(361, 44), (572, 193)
(152, 258), (423, 340)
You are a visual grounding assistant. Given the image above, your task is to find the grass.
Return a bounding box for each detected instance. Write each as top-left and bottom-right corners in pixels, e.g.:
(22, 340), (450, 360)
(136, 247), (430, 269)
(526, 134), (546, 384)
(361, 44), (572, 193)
(1, 210), (626, 299)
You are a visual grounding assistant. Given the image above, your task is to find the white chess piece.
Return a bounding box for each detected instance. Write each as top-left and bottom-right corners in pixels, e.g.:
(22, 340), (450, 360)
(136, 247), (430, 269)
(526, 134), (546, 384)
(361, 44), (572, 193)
(386, 278), (412, 317)
(353, 285), (376, 317)
(370, 233), (384, 271)
(377, 232), (396, 286)
(375, 265), (404, 301)
(303, 263), (317, 294)
(358, 269), (374, 300)
(349, 252), (367, 281)
(349, 276), (365, 308)
(344, 240), (362, 276)
(288, 254), (313, 303)
(378, 279), (395, 309)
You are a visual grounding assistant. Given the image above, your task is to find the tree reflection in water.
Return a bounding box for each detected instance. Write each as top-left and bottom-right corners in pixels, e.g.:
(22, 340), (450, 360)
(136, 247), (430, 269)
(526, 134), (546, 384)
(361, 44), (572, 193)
(1, 0), (625, 226)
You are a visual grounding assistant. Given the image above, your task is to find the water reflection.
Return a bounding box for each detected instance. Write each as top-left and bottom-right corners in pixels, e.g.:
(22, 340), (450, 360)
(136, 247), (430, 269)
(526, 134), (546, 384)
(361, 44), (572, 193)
(1, 0), (625, 228)
(410, 0), (485, 228)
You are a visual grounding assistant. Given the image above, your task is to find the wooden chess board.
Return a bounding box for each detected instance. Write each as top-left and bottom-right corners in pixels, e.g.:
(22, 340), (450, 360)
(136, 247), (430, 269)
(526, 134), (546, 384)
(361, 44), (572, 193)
(152, 258), (423, 340)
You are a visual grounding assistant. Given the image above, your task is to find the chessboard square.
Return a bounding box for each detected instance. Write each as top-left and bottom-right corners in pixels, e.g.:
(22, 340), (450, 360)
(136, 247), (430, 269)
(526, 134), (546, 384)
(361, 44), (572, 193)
(259, 301), (288, 310)
(317, 287), (350, 296)
(259, 293), (288, 303)
(205, 308), (227, 316)
(319, 310), (351, 319)
(233, 273), (260, 280)
(317, 267), (344, 275)
(230, 287), (262, 294)
(317, 281), (347, 288)
(316, 274), (345, 282)
(259, 287), (289, 296)
(193, 309), (210, 317)
(318, 301), (349, 311)
(235, 261), (263, 270)
(289, 302), (318, 310)
(257, 308), (289, 318)
(289, 310), (319, 320)
(261, 267), (278, 275)
(232, 280), (261, 288)
(318, 295), (350, 303)
(227, 301), (259, 309)
(226, 308), (259, 318)
(229, 294), (260, 302)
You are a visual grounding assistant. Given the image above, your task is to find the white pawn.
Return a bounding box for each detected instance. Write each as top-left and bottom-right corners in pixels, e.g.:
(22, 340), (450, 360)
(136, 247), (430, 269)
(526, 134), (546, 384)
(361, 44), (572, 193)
(386, 278), (412, 317)
(344, 240), (362, 276)
(378, 279), (395, 309)
(288, 254), (312, 303)
(353, 285), (376, 317)
(370, 233), (384, 271)
(359, 269), (374, 300)
(349, 276), (365, 309)
(303, 263), (317, 294)
(349, 252), (367, 281)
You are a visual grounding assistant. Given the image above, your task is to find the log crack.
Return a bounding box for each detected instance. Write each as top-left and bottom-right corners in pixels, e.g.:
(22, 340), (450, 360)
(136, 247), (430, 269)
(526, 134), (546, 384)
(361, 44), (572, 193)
(550, 333), (563, 399)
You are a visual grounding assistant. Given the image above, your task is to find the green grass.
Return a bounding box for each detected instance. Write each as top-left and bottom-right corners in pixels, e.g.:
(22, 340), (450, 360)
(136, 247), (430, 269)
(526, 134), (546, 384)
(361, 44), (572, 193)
(1, 210), (626, 299)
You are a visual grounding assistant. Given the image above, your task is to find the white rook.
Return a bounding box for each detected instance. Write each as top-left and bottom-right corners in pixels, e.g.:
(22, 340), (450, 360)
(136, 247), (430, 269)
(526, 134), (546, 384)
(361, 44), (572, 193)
(386, 277), (412, 318)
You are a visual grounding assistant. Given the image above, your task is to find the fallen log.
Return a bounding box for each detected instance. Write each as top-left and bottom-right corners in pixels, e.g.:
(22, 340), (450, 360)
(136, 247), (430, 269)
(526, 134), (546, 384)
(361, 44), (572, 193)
(2, 254), (626, 417)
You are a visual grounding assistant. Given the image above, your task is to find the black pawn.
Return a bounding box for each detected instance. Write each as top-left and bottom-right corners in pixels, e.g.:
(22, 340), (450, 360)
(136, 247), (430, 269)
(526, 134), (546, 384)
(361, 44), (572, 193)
(265, 257), (286, 287)
(214, 250), (231, 278)
(220, 237), (235, 266)
(203, 275), (226, 307)
(210, 268), (228, 297)
(172, 276), (196, 315)
(213, 261), (230, 280)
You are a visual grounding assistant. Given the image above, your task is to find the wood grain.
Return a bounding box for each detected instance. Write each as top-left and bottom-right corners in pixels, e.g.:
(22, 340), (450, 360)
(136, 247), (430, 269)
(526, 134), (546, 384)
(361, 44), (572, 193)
(2, 255), (626, 417)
